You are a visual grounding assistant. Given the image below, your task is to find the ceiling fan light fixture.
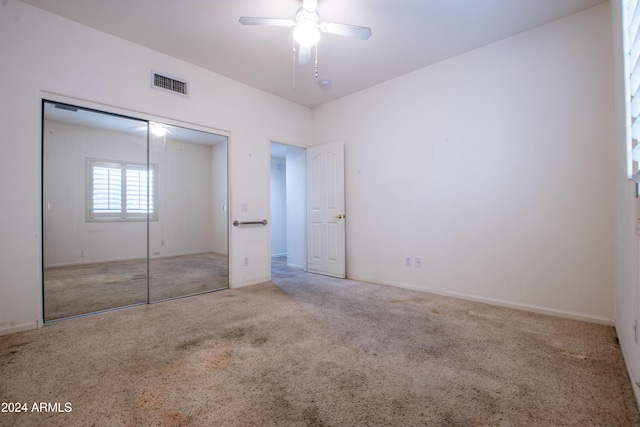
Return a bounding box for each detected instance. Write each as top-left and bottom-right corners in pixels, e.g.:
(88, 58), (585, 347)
(293, 22), (320, 47)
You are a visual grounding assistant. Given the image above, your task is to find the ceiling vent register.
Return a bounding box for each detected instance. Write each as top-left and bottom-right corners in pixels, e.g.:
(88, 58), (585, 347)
(151, 71), (188, 97)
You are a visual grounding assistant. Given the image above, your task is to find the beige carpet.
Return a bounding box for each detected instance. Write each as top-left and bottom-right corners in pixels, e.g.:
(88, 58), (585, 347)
(1, 259), (638, 426)
(43, 252), (229, 321)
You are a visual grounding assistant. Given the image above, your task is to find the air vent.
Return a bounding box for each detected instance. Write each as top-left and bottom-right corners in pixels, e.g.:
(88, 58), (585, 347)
(151, 71), (188, 97)
(53, 103), (77, 112)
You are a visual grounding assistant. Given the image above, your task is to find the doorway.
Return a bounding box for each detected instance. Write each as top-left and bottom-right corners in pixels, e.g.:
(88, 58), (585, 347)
(269, 142), (306, 271)
(41, 100), (229, 321)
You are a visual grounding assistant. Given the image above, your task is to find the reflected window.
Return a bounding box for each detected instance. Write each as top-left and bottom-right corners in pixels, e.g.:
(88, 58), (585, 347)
(87, 158), (157, 221)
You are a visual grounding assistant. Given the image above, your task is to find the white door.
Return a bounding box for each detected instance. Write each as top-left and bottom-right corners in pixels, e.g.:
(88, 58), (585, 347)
(306, 141), (346, 278)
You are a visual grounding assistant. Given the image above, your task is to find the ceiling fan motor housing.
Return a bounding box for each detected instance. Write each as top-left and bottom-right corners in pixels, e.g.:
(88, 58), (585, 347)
(296, 7), (319, 26)
(294, 7), (321, 47)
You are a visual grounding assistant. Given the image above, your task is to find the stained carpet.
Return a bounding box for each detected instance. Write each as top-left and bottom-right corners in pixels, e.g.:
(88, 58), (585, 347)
(43, 252), (229, 321)
(0, 259), (638, 426)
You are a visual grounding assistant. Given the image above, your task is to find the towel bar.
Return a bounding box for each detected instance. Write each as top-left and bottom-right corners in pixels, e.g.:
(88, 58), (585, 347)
(233, 219), (268, 226)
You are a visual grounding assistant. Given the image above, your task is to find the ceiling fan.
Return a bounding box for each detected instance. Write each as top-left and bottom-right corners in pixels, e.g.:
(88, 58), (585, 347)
(239, 0), (372, 66)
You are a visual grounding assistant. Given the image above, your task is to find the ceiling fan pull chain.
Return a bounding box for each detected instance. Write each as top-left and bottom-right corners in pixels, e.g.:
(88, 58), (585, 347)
(315, 45), (318, 78)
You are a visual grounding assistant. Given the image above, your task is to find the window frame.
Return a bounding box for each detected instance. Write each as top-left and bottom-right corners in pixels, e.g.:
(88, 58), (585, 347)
(86, 158), (158, 222)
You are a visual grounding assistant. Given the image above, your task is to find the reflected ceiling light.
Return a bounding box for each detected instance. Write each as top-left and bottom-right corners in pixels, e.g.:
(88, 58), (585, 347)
(150, 123), (166, 137)
(293, 21), (320, 47)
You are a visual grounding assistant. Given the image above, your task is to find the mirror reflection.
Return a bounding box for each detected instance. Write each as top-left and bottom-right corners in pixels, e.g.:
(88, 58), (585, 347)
(148, 123), (229, 302)
(42, 101), (228, 321)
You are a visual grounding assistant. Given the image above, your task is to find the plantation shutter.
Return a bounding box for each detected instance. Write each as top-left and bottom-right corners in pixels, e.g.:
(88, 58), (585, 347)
(126, 165), (153, 216)
(627, 0), (640, 182)
(92, 163), (123, 215)
(89, 160), (156, 220)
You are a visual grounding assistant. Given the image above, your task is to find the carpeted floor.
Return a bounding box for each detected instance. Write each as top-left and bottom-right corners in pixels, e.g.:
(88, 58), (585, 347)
(1, 258), (638, 426)
(43, 252), (229, 321)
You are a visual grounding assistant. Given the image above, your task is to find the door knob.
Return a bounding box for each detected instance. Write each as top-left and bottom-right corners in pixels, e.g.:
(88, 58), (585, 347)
(334, 214), (344, 219)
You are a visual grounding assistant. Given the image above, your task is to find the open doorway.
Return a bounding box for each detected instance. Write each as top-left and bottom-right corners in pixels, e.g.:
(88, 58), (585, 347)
(270, 142), (306, 272)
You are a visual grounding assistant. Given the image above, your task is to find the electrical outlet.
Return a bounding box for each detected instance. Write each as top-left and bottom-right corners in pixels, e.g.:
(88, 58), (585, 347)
(244, 257), (249, 267)
(415, 258), (422, 267)
(405, 257), (412, 267)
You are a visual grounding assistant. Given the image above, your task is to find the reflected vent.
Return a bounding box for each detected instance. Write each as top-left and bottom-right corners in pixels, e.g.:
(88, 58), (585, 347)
(54, 103), (77, 112)
(151, 71), (188, 96)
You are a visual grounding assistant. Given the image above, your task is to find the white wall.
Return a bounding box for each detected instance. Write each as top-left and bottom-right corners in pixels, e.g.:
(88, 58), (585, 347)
(313, 4), (615, 324)
(269, 143), (306, 265)
(148, 135), (216, 259)
(286, 146), (306, 269)
(611, 0), (640, 408)
(211, 141), (229, 256)
(0, 1), (311, 334)
(270, 155), (287, 256)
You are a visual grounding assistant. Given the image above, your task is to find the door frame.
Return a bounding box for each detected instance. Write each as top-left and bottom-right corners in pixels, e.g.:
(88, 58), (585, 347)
(268, 139), (308, 276)
(268, 139), (347, 279)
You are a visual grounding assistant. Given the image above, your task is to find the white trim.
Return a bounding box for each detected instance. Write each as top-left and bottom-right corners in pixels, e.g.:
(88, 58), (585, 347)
(267, 138), (309, 277)
(0, 321), (40, 337)
(348, 275), (615, 326)
(39, 91), (230, 138)
(230, 277), (271, 289)
(618, 333), (640, 409)
(287, 263), (306, 270)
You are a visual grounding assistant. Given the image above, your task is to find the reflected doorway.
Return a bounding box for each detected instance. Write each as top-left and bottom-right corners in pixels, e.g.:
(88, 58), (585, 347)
(42, 100), (229, 321)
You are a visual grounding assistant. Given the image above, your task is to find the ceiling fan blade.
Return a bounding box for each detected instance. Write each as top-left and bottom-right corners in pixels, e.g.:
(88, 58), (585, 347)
(239, 17), (293, 27)
(302, 0), (318, 13)
(320, 22), (372, 40)
(298, 45), (311, 65)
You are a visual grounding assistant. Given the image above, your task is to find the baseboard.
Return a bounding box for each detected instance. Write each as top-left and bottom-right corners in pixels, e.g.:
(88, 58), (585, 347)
(230, 277), (271, 288)
(617, 333), (640, 411)
(44, 256), (146, 268)
(0, 320), (40, 337)
(271, 253), (287, 258)
(348, 275), (614, 326)
(44, 251), (227, 268)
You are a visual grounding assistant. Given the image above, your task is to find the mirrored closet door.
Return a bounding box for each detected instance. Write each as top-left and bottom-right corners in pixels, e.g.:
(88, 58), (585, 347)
(148, 124), (229, 302)
(42, 102), (149, 320)
(42, 101), (228, 322)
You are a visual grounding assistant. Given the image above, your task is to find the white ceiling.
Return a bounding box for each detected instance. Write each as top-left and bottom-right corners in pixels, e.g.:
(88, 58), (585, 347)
(21, 0), (607, 109)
